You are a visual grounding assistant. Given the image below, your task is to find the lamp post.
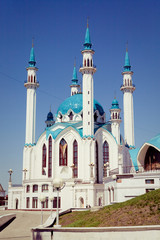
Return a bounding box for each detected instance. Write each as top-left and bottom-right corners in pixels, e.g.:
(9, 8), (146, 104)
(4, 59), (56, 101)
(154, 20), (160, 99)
(89, 163), (94, 178)
(49, 196), (54, 218)
(8, 169), (13, 187)
(22, 168), (28, 181)
(53, 178), (65, 228)
(39, 195), (46, 225)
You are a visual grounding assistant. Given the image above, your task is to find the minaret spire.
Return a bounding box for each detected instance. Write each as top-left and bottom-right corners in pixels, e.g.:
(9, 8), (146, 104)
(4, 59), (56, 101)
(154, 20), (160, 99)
(120, 46), (135, 147)
(79, 23), (96, 137)
(24, 43), (39, 145)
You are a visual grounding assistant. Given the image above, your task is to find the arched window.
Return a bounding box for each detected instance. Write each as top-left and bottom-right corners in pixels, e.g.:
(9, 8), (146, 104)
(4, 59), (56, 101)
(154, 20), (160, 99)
(73, 140), (78, 178)
(28, 76), (30, 82)
(84, 59), (86, 66)
(31, 75), (33, 83)
(34, 76), (36, 83)
(33, 184), (38, 192)
(91, 59), (93, 67)
(113, 113), (114, 119)
(128, 79), (129, 86)
(95, 141), (99, 183)
(115, 113), (117, 119)
(87, 58), (89, 67)
(48, 136), (52, 177)
(68, 111), (73, 120)
(42, 144), (46, 175)
(103, 141), (109, 165)
(59, 138), (68, 166)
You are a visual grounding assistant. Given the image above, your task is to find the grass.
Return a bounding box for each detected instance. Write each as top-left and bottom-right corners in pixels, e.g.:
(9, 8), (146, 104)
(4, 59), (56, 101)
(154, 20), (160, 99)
(60, 189), (160, 227)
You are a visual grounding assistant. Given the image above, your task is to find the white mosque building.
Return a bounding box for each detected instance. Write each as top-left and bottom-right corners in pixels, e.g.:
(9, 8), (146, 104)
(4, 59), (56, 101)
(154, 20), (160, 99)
(8, 24), (160, 210)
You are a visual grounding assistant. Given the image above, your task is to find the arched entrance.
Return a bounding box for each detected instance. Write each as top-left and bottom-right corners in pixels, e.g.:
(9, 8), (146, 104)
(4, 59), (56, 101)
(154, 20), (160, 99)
(98, 197), (102, 206)
(144, 147), (160, 171)
(79, 197), (84, 208)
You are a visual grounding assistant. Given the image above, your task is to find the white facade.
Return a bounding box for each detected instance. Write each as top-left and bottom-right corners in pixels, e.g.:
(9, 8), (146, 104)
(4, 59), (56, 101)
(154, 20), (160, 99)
(8, 25), (160, 211)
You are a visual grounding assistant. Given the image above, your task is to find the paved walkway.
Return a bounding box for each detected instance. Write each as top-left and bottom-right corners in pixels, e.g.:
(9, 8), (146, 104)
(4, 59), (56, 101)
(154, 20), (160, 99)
(0, 210), (50, 240)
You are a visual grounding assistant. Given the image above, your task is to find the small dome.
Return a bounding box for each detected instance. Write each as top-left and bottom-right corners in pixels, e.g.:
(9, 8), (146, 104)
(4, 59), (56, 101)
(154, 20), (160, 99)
(57, 94), (104, 116)
(111, 98), (119, 109)
(46, 111), (53, 121)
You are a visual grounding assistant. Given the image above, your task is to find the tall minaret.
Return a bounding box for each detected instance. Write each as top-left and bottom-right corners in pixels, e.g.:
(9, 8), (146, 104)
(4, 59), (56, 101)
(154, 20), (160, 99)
(24, 43), (39, 145)
(110, 98), (121, 145)
(120, 47), (135, 147)
(70, 63), (80, 96)
(79, 22), (96, 137)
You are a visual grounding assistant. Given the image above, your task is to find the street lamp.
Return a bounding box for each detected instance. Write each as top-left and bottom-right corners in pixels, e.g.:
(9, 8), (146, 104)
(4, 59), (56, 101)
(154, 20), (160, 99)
(49, 196), (54, 218)
(89, 163), (94, 178)
(8, 169), (13, 182)
(22, 168), (28, 181)
(39, 195), (46, 225)
(53, 178), (65, 228)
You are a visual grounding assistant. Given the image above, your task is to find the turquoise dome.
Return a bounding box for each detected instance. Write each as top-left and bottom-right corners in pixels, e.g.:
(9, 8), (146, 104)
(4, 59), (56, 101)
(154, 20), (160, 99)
(57, 94), (104, 116)
(111, 98), (119, 109)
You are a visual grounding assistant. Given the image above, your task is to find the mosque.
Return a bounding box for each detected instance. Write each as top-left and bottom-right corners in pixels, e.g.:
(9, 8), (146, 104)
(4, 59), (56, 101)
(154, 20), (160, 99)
(8, 24), (160, 210)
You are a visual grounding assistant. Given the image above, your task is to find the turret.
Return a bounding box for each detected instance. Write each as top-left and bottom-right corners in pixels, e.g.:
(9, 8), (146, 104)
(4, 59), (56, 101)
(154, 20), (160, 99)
(45, 108), (55, 127)
(70, 63), (80, 96)
(110, 98), (121, 144)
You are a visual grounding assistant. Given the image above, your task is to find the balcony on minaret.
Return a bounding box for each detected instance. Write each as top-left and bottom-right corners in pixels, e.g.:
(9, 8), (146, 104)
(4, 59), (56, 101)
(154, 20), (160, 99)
(24, 76), (39, 88)
(120, 82), (135, 92)
(79, 62), (96, 74)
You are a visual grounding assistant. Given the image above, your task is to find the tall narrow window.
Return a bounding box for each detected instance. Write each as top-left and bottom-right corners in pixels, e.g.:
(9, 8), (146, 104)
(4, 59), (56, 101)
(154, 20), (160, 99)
(87, 58), (89, 67)
(103, 141), (109, 165)
(84, 59), (86, 66)
(26, 197), (30, 208)
(95, 141), (99, 183)
(34, 76), (36, 83)
(42, 144), (46, 175)
(53, 197), (61, 208)
(73, 140), (78, 178)
(32, 197), (38, 208)
(48, 136), (52, 177)
(28, 76), (30, 82)
(59, 139), (68, 166)
(31, 75), (33, 82)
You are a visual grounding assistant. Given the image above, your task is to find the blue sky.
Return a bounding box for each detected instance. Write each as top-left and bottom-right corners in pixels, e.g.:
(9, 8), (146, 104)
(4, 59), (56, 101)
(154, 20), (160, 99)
(1, 0), (160, 192)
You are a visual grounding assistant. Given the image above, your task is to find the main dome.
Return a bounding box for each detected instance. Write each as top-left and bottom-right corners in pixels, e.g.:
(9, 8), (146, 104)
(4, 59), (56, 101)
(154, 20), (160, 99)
(57, 93), (105, 116)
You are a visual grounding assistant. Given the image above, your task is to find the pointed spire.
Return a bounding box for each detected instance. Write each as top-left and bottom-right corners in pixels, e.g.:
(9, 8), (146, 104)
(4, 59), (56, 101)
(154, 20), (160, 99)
(124, 42), (131, 72)
(84, 19), (92, 50)
(71, 62), (78, 85)
(29, 40), (36, 67)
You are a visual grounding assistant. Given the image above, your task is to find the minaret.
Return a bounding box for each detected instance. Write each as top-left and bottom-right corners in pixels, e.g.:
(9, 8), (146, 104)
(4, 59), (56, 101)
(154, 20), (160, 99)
(70, 63), (80, 96)
(110, 98), (121, 145)
(24, 43), (39, 145)
(120, 46), (135, 147)
(79, 22), (96, 137)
